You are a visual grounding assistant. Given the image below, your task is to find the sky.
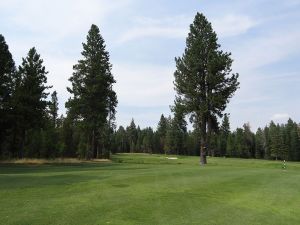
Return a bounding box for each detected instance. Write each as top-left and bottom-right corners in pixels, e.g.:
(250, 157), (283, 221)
(1, 0), (300, 131)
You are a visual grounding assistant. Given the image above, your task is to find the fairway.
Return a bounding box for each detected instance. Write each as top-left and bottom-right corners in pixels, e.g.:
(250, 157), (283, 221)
(1, 154), (300, 225)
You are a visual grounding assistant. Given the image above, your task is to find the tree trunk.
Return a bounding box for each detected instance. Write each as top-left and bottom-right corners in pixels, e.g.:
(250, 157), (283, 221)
(96, 143), (100, 159)
(207, 116), (214, 157)
(92, 129), (97, 159)
(200, 141), (207, 165)
(19, 129), (26, 159)
(86, 134), (91, 160)
(200, 116), (207, 165)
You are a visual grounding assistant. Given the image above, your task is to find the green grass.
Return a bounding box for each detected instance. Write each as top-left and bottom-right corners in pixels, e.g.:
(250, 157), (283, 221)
(1, 154), (300, 225)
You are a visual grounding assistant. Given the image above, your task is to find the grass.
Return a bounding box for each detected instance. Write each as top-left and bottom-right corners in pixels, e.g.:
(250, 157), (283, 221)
(0, 154), (300, 225)
(1, 158), (110, 164)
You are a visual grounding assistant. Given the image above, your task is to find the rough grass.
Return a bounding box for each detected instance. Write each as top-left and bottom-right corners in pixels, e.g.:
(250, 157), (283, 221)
(0, 153), (300, 225)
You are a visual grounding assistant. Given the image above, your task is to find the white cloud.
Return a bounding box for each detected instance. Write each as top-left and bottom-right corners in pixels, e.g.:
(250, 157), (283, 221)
(117, 14), (256, 44)
(117, 26), (187, 44)
(1, 0), (132, 39)
(212, 14), (257, 38)
(233, 30), (300, 72)
(117, 15), (190, 44)
(271, 113), (290, 121)
(113, 63), (175, 107)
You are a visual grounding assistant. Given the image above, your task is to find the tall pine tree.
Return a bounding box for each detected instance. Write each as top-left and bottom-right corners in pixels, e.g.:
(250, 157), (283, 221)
(0, 34), (16, 156)
(13, 47), (50, 157)
(173, 13), (239, 165)
(66, 24), (117, 159)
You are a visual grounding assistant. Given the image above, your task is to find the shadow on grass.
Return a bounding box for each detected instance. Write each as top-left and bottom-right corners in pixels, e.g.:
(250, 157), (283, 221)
(0, 162), (117, 174)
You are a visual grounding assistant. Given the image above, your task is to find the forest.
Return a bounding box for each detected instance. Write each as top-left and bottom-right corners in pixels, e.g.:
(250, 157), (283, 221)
(1, 13), (299, 162)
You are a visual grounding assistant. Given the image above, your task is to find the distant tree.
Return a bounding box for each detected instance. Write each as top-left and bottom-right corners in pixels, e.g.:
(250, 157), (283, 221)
(279, 125), (288, 160)
(164, 114), (187, 155)
(263, 126), (271, 159)
(66, 24), (117, 159)
(157, 114), (168, 153)
(235, 128), (245, 158)
(141, 127), (154, 153)
(219, 113), (231, 156)
(286, 118), (300, 161)
(255, 128), (264, 159)
(290, 125), (300, 161)
(49, 91), (59, 127)
(127, 119), (137, 153)
(114, 126), (128, 153)
(226, 133), (235, 157)
(243, 123), (255, 158)
(173, 13), (239, 165)
(269, 121), (280, 160)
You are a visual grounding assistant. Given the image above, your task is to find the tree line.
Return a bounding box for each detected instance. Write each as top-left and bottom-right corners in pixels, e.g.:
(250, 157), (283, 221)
(111, 114), (300, 161)
(1, 13), (299, 162)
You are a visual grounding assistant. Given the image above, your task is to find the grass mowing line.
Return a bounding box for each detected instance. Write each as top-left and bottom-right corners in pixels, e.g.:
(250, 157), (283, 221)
(0, 158), (111, 164)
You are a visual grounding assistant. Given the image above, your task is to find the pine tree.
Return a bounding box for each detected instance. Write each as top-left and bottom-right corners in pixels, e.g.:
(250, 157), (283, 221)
(269, 121), (280, 160)
(290, 126), (300, 161)
(49, 90), (59, 127)
(255, 128), (264, 159)
(142, 127), (154, 153)
(263, 126), (271, 159)
(164, 115), (187, 155)
(157, 114), (168, 153)
(235, 128), (246, 158)
(243, 123), (255, 158)
(226, 133), (235, 157)
(13, 47), (50, 157)
(219, 113), (230, 156)
(0, 34), (16, 156)
(279, 126), (288, 160)
(173, 13), (239, 164)
(127, 119), (137, 153)
(66, 24), (117, 159)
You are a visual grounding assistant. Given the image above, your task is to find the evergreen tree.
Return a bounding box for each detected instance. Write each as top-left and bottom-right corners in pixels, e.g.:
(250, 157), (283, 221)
(13, 47), (50, 157)
(157, 114), (168, 153)
(49, 90), (59, 127)
(279, 125), (288, 160)
(127, 119), (137, 153)
(173, 13), (239, 165)
(164, 115), (187, 155)
(114, 126), (128, 153)
(255, 128), (264, 159)
(269, 121), (280, 160)
(243, 123), (255, 158)
(286, 118), (300, 161)
(263, 126), (271, 159)
(0, 34), (16, 156)
(290, 126), (300, 161)
(219, 113), (230, 156)
(235, 128), (246, 158)
(226, 133), (235, 157)
(66, 24), (117, 159)
(141, 127), (154, 153)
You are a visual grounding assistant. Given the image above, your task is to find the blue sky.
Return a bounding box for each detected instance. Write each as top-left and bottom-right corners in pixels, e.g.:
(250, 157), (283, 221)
(1, 0), (299, 131)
